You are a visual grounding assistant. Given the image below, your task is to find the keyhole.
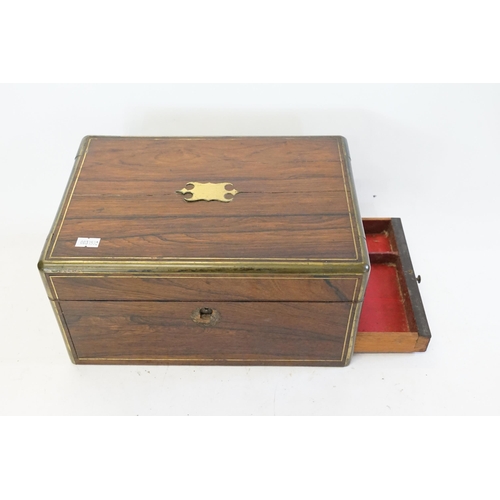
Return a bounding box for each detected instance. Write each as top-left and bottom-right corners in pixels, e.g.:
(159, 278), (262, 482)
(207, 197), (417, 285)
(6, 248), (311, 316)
(191, 307), (219, 326)
(199, 307), (213, 319)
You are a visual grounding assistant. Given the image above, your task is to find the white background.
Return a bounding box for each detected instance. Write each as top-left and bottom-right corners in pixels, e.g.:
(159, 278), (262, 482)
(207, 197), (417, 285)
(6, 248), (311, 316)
(2, 1), (500, 496)
(1, 83), (499, 416)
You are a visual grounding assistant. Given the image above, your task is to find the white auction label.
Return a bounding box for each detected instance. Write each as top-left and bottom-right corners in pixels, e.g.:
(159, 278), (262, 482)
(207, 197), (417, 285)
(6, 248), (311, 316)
(75, 237), (89, 247)
(75, 237), (100, 248)
(86, 238), (101, 248)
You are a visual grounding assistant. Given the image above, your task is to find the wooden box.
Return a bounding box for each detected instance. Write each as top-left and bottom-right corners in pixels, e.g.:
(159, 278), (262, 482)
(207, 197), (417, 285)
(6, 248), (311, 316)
(38, 136), (430, 366)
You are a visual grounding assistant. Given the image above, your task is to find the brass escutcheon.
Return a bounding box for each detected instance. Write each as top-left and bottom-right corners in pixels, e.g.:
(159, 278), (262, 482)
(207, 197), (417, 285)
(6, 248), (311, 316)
(191, 307), (221, 326)
(176, 182), (239, 202)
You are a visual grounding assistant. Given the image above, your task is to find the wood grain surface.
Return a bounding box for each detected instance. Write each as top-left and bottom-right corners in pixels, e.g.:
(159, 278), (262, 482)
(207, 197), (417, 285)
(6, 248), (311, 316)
(61, 300), (354, 366)
(53, 216), (355, 259)
(48, 136), (360, 262)
(51, 275), (359, 302)
(354, 331), (420, 353)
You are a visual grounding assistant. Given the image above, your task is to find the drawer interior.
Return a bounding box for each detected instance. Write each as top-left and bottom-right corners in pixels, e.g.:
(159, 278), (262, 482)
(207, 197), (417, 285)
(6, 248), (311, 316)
(354, 218), (431, 353)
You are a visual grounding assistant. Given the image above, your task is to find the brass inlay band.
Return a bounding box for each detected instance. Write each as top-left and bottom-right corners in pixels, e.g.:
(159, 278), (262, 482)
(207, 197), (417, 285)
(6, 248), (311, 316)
(41, 259), (370, 275)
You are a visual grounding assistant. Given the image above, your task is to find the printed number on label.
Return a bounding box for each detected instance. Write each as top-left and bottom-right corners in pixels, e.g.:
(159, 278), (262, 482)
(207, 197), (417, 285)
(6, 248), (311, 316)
(75, 237), (100, 248)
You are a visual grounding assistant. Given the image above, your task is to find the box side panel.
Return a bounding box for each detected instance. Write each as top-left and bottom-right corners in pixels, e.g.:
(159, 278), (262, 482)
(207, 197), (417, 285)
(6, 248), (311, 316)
(339, 137), (371, 276)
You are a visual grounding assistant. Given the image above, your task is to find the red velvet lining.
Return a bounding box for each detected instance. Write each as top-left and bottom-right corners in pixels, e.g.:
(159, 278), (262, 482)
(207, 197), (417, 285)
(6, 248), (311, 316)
(358, 228), (410, 333)
(358, 264), (410, 332)
(365, 232), (392, 252)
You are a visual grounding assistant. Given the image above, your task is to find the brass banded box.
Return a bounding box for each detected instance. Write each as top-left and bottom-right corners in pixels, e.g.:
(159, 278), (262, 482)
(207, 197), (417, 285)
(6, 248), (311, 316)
(39, 136), (429, 366)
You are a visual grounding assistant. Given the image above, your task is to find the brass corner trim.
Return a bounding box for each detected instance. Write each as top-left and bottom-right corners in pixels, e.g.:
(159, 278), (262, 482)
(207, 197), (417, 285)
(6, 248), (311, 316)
(176, 182), (239, 202)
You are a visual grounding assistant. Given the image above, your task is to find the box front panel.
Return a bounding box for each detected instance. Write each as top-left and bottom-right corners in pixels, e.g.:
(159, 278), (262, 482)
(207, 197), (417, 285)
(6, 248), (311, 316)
(59, 301), (357, 366)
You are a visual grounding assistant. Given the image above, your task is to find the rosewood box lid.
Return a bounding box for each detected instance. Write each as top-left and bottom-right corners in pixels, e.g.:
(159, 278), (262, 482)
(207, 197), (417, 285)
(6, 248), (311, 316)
(39, 136), (369, 276)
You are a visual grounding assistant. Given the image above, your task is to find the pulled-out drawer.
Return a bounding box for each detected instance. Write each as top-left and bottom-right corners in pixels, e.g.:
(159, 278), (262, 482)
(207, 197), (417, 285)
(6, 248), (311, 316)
(354, 218), (431, 353)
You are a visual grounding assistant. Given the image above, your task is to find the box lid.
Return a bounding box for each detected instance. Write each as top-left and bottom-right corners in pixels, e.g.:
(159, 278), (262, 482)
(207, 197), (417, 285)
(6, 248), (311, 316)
(39, 136), (369, 275)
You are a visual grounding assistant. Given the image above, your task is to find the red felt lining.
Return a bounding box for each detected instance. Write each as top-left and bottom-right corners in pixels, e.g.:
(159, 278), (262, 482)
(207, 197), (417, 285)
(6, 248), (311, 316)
(365, 231), (393, 253)
(358, 264), (409, 332)
(358, 227), (410, 333)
